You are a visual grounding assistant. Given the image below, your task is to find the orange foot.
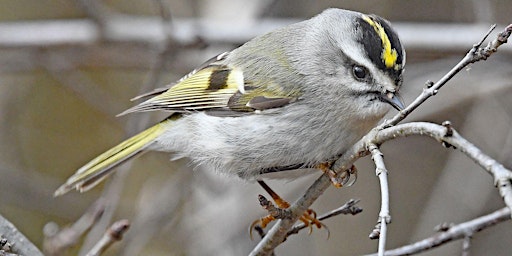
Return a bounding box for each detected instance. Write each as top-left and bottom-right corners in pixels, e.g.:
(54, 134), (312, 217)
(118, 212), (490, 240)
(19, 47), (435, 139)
(317, 162), (358, 187)
(250, 180), (326, 240)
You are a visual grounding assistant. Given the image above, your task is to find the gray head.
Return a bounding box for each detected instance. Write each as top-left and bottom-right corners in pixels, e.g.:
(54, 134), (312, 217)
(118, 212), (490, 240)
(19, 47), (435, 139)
(298, 8), (406, 116)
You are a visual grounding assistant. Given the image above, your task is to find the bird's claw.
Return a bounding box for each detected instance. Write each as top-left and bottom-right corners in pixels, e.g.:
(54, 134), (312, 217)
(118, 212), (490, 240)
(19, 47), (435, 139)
(318, 163), (358, 187)
(249, 194), (327, 240)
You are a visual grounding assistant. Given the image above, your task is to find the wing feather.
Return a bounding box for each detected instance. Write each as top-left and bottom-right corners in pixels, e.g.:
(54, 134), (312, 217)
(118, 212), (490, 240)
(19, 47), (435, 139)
(118, 65), (243, 116)
(130, 52), (231, 101)
(118, 51), (301, 116)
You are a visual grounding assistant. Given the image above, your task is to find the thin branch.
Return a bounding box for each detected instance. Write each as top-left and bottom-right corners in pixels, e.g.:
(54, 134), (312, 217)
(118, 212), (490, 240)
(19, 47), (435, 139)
(250, 25), (512, 255)
(285, 199), (362, 238)
(0, 215), (43, 256)
(118, 171), (191, 256)
(74, 0), (111, 34)
(79, 170), (128, 254)
(3, 19), (512, 52)
(382, 23), (512, 128)
(368, 144), (391, 256)
(142, 0), (179, 91)
(374, 122), (512, 211)
(79, 2), (184, 253)
(43, 199), (106, 256)
(39, 49), (125, 118)
(364, 207), (510, 256)
(0, 250), (18, 256)
(142, 0), (207, 91)
(461, 235), (472, 256)
(85, 219), (130, 256)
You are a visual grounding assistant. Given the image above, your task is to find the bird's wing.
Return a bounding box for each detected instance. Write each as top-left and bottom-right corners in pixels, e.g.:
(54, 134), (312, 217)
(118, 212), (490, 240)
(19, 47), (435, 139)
(119, 54), (300, 116)
(130, 52), (231, 102)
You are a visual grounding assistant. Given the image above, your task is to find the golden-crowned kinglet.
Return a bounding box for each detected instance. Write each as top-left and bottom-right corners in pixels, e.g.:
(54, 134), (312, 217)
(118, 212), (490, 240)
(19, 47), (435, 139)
(55, 8), (405, 196)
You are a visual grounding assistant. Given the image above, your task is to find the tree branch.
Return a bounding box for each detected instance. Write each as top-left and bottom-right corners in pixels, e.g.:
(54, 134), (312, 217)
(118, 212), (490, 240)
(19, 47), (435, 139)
(0, 215), (43, 256)
(364, 207), (511, 256)
(85, 219), (130, 256)
(375, 122), (512, 211)
(43, 199), (106, 255)
(2, 18), (511, 53)
(368, 144), (391, 256)
(250, 24), (512, 256)
(285, 199), (362, 238)
(382, 23), (512, 128)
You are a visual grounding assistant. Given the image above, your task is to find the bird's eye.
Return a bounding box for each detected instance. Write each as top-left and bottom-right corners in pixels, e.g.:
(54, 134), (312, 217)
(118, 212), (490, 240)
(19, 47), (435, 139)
(352, 65), (368, 80)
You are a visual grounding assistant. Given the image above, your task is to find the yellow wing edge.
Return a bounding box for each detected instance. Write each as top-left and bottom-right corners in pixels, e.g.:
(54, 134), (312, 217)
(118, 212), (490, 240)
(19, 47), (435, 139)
(54, 118), (172, 196)
(118, 66), (244, 116)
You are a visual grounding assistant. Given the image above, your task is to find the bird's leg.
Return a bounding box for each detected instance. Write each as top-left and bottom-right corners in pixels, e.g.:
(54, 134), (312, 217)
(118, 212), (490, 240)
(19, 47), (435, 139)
(317, 162), (358, 188)
(250, 180), (325, 239)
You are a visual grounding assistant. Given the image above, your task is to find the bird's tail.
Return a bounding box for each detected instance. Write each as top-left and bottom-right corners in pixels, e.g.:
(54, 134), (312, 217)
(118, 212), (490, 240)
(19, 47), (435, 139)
(54, 118), (172, 196)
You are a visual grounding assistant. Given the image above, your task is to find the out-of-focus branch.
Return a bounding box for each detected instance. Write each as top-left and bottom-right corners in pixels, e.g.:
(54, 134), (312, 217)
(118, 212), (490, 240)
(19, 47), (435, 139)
(39, 49), (125, 118)
(85, 219), (130, 256)
(2, 18), (512, 51)
(365, 207), (511, 256)
(77, 2), (204, 254)
(0, 215), (43, 256)
(250, 24), (512, 256)
(118, 170), (190, 256)
(461, 235), (472, 256)
(43, 199), (105, 256)
(74, 0), (111, 34)
(142, 0), (182, 93)
(76, 26), (169, 256)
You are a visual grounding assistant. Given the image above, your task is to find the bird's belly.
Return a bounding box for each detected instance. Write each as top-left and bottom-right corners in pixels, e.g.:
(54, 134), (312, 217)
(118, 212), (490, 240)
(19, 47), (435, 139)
(169, 112), (365, 179)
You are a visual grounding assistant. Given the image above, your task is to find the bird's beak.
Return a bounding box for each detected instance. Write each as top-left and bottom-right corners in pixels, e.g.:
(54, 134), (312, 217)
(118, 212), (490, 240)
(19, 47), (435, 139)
(381, 91), (405, 111)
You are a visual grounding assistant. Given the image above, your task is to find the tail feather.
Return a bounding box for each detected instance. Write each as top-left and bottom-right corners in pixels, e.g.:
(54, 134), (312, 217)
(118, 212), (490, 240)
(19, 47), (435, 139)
(54, 119), (170, 196)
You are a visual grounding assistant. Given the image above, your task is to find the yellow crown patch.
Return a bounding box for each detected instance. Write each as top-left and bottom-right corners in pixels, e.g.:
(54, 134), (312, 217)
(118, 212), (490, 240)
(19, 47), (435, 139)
(362, 15), (399, 70)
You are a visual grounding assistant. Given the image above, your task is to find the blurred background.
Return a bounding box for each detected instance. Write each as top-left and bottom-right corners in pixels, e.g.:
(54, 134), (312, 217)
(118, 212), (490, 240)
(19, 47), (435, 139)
(1, 0), (511, 255)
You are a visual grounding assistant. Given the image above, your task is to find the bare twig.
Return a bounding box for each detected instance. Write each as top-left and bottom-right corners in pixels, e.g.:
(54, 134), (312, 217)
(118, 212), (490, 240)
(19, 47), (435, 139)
(74, 0), (111, 34)
(461, 235), (472, 256)
(78, 3), (177, 252)
(374, 122), (512, 211)
(0, 250), (18, 256)
(3, 18), (512, 53)
(85, 219), (130, 256)
(364, 207), (510, 256)
(0, 215), (43, 256)
(79, 169), (128, 254)
(142, 0), (207, 91)
(285, 199), (362, 238)
(40, 50), (125, 118)
(43, 199), (105, 256)
(250, 24), (512, 255)
(142, 0), (179, 89)
(382, 24), (512, 128)
(368, 144), (391, 256)
(118, 171), (190, 256)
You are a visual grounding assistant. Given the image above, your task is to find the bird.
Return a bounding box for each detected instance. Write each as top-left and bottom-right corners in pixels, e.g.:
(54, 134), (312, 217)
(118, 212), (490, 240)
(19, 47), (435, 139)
(54, 8), (405, 201)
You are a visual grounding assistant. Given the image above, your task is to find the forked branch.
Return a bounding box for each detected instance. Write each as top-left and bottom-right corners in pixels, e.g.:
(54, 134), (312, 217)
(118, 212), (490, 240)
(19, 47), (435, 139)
(250, 24), (512, 256)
